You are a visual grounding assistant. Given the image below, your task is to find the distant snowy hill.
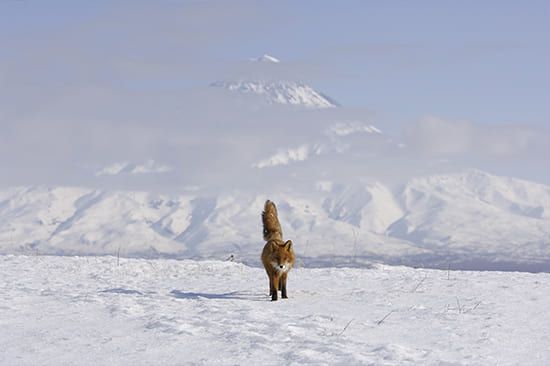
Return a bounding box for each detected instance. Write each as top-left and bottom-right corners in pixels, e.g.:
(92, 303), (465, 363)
(1, 170), (549, 271)
(210, 54), (338, 108)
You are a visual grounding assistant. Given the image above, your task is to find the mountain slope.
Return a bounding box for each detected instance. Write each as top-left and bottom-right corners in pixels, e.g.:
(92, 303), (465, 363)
(390, 170), (550, 264)
(210, 54), (338, 108)
(1, 170), (549, 271)
(210, 80), (338, 108)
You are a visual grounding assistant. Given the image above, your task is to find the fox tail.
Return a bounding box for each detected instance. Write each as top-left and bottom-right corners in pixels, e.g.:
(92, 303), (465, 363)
(262, 200), (282, 241)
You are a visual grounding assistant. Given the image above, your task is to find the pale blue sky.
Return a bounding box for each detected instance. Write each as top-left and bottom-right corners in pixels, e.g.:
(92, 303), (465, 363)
(1, 0), (548, 127)
(1, 0), (549, 186)
(237, 0), (550, 128)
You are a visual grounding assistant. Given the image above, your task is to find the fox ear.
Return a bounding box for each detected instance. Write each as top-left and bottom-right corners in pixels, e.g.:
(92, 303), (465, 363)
(284, 240), (293, 251)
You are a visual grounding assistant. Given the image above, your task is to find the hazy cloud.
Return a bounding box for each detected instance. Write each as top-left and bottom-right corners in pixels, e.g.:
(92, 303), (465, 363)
(1, 1), (549, 191)
(403, 116), (550, 160)
(95, 160), (173, 177)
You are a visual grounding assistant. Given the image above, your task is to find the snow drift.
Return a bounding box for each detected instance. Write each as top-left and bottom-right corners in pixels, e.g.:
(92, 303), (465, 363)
(2, 255), (549, 365)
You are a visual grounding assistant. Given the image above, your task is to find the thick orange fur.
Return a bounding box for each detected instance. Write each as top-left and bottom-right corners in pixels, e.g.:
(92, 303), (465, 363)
(262, 200), (282, 241)
(261, 200), (295, 301)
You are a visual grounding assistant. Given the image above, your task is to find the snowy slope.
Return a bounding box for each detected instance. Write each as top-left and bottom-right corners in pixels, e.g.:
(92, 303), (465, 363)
(1, 170), (549, 271)
(0, 186), (190, 256)
(210, 80), (337, 108)
(250, 54), (281, 63)
(253, 120), (385, 168)
(2, 255), (549, 365)
(390, 170), (550, 267)
(210, 54), (337, 108)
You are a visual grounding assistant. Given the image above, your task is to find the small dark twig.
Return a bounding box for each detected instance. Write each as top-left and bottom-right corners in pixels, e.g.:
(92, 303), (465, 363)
(463, 301), (481, 314)
(352, 229), (358, 264)
(303, 239), (310, 266)
(411, 274), (428, 292)
(376, 310), (395, 325)
(337, 319), (354, 337)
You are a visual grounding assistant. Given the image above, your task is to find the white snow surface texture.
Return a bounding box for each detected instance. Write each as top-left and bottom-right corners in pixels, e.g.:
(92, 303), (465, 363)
(1, 170), (549, 271)
(1, 255), (549, 365)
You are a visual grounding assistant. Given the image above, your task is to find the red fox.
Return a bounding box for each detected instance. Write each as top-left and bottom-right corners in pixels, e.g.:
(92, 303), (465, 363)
(261, 200), (295, 301)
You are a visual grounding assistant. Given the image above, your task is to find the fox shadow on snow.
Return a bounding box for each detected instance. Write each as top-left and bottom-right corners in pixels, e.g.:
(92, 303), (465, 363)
(99, 288), (268, 301)
(170, 289), (267, 302)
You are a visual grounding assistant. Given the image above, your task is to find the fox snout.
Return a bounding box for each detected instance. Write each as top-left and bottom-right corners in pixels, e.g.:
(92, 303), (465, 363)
(272, 261), (291, 272)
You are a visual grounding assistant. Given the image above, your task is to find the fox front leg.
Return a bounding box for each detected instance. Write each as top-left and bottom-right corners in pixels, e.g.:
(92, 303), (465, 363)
(280, 272), (288, 299)
(269, 276), (275, 297)
(271, 274), (279, 301)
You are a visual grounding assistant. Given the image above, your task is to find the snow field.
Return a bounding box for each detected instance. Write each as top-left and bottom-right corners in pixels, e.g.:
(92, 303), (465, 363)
(1, 255), (549, 365)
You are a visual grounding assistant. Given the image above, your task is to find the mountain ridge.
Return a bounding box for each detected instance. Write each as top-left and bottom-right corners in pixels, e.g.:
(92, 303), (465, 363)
(2, 169), (549, 271)
(210, 80), (338, 108)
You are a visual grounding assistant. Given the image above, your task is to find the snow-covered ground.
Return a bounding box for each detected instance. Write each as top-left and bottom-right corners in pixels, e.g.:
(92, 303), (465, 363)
(2, 255), (549, 365)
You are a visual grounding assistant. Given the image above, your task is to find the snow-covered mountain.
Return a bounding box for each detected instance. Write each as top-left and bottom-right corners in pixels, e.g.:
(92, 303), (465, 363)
(253, 120), (386, 168)
(210, 54), (338, 108)
(2, 170), (549, 271)
(251, 54), (281, 63)
(211, 80), (338, 108)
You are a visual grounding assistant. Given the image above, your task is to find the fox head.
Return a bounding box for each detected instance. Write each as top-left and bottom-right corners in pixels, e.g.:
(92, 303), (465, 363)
(269, 240), (294, 273)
